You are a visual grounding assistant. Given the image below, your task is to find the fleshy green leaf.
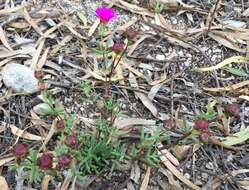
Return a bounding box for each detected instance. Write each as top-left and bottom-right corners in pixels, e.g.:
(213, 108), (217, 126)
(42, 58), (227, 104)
(222, 126), (249, 145)
(222, 66), (248, 77)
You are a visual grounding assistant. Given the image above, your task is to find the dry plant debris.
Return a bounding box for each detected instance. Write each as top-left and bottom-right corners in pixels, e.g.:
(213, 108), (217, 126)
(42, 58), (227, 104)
(0, 0), (249, 189)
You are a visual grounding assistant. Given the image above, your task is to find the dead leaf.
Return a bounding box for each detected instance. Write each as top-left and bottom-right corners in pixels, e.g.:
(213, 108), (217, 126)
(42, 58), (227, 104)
(31, 38), (45, 69)
(0, 26), (13, 51)
(37, 47), (50, 69)
(203, 80), (249, 93)
(9, 20), (29, 29)
(0, 3), (29, 15)
(130, 161), (140, 184)
(209, 31), (246, 53)
(0, 157), (15, 167)
(128, 35), (150, 56)
(174, 145), (191, 160)
(116, 0), (154, 17)
(135, 92), (158, 118)
(194, 56), (247, 72)
(88, 19), (100, 37)
(160, 152), (201, 190)
(148, 84), (163, 101)
(50, 35), (72, 57)
(42, 175), (52, 190)
(158, 143), (180, 166)
(159, 168), (183, 190)
(23, 8), (43, 35)
(114, 118), (156, 129)
(39, 120), (56, 151)
(0, 176), (9, 190)
(8, 123), (44, 141)
(30, 110), (50, 130)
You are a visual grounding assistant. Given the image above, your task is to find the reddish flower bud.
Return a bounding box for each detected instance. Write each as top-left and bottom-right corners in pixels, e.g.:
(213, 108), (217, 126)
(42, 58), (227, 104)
(14, 143), (28, 158)
(224, 103), (240, 117)
(65, 134), (78, 149)
(56, 119), (65, 130)
(194, 119), (209, 130)
(37, 153), (53, 169)
(34, 70), (44, 78)
(125, 28), (138, 39)
(111, 42), (125, 54)
(199, 133), (211, 144)
(57, 154), (72, 168)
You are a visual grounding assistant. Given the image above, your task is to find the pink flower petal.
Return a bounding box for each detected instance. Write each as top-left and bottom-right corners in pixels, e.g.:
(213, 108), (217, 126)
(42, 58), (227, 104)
(96, 7), (116, 23)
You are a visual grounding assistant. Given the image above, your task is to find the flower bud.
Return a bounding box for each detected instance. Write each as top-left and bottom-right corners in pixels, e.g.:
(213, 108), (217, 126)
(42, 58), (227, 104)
(57, 154), (72, 168)
(37, 153), (54, 169)
(111, 42), (125, 54)
(34, 70), (44, 78)
(14, 143), (28, 159)
(56, 119), (65, 130)
(125, 28), (138, 39)
(224, 103), (240, 117)
(194, 119), (209, 130)
(199, 133), (210, 144)
(65, 134), (78, 149)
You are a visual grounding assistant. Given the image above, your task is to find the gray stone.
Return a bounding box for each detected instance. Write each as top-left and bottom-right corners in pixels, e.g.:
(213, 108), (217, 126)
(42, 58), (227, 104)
(2, 63), (38, 93)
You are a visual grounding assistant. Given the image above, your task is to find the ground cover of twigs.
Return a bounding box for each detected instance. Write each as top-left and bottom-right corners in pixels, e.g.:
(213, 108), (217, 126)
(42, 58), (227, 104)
(0, 0), (249, 189)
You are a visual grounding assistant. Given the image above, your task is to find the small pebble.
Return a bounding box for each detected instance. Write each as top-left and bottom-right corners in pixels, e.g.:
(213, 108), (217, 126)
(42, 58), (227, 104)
(156, 54), (165, 61)
(205, 162), (214, 170)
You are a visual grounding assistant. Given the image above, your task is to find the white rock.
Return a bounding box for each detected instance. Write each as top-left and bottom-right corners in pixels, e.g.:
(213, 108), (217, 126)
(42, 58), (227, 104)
(2, 63), (38, 93)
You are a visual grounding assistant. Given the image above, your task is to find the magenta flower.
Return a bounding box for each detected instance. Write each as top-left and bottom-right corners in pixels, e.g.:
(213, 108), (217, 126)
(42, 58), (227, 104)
(96, 7), (116, 23)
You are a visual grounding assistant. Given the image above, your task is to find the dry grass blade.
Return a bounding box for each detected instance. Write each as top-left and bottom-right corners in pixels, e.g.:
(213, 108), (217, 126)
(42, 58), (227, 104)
(194, 56), (247, 72)
(139, 166), (151, 190)
(203, 80), (249, 93)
